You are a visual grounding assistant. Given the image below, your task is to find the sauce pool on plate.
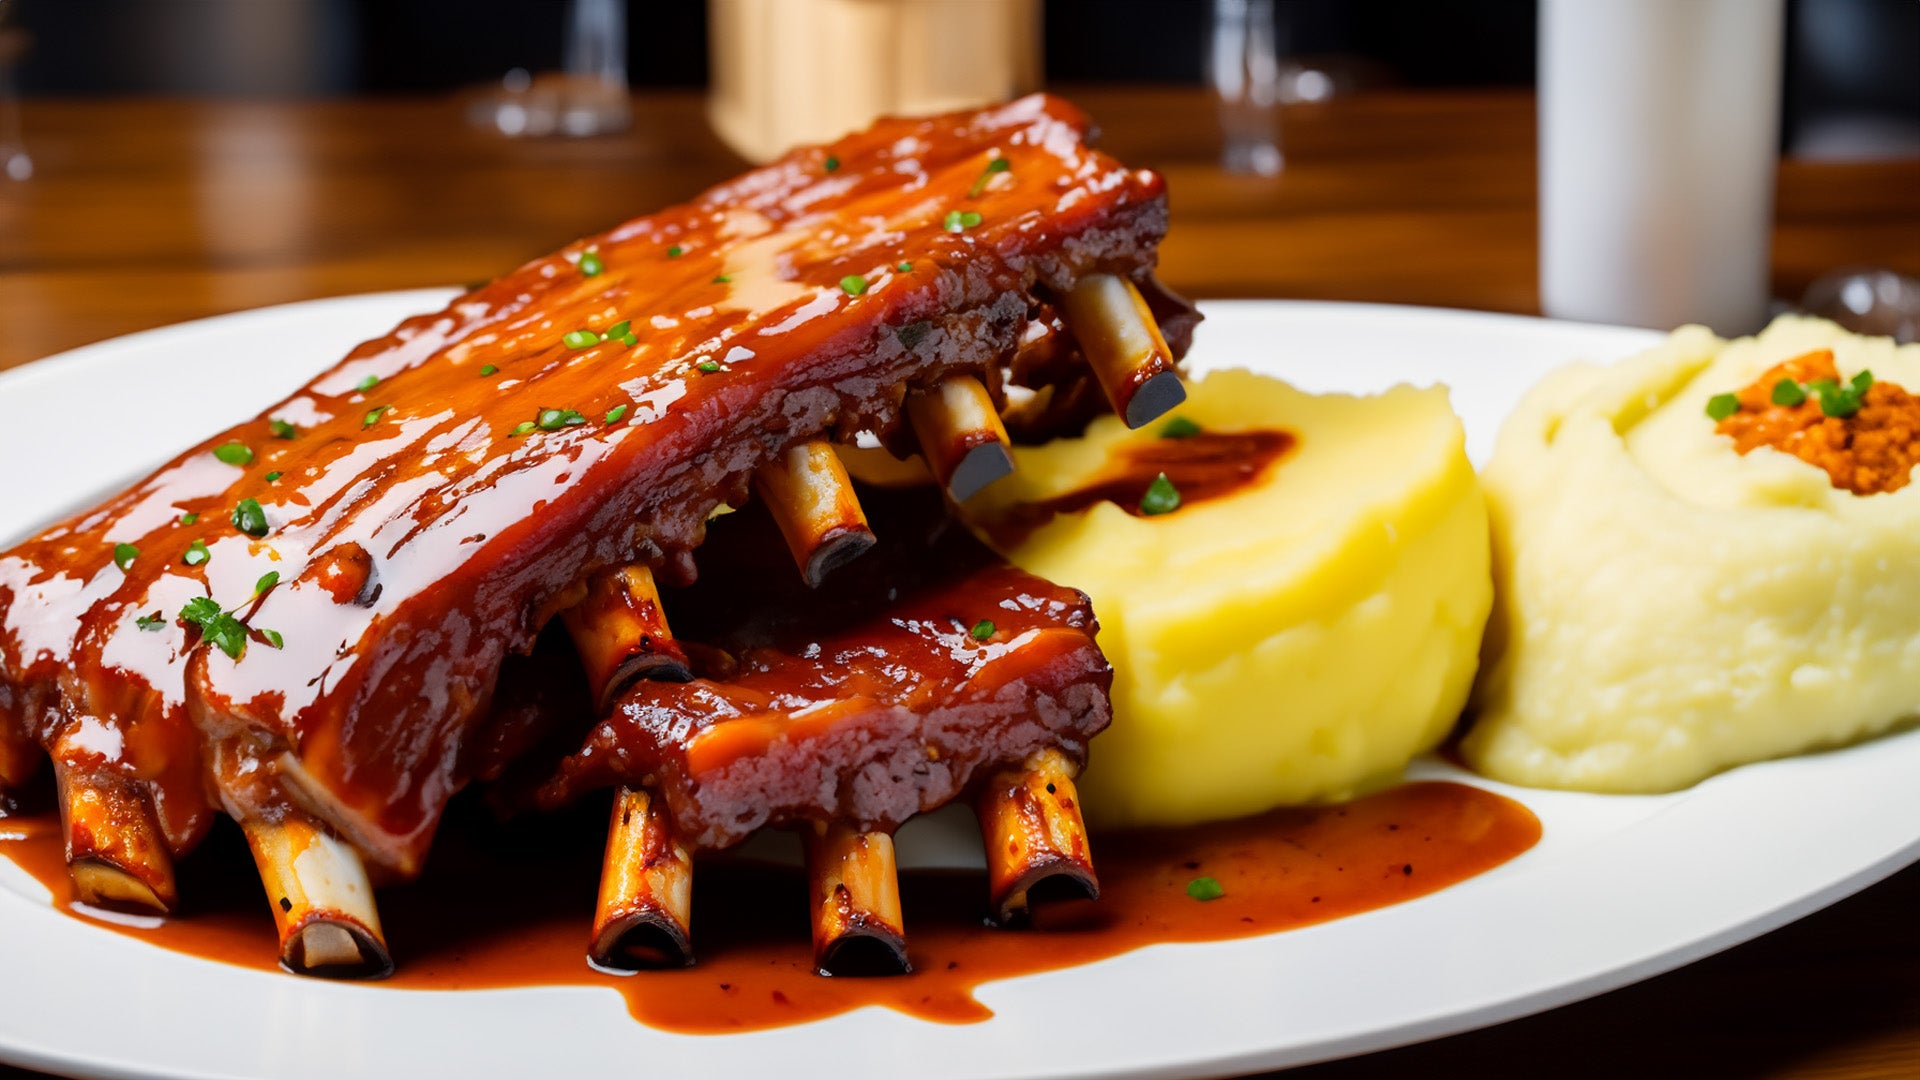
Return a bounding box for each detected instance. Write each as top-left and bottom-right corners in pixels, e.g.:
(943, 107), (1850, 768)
(0, 780), (1537, 1033)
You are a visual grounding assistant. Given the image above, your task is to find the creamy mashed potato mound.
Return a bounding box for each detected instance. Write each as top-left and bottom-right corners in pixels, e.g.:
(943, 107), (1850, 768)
(1465, 316), (1920, 792)
(969, 369), (1490, 827)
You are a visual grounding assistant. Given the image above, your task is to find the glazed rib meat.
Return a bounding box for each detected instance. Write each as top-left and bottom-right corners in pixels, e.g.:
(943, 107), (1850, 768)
(526, 488), (1112, 852)
(0, 93), (1176, 894)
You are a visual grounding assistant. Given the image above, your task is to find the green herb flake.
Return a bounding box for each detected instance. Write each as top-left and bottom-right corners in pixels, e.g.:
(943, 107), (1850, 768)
(896, 261), (913, 273)
(620, 333), (639, 347)
(840, 274), (868, 297)
(479, 364), (499, 376)
(1139, 473), (1181, 516)
(112, 543), (139, 571)
(269, 419), (299, 440)
(969, 619), (996, 641)
(135, 611), (166, 631)
(667, 245), (684, 258)
(607, 320), (631, 339)
(182, 539), (211, 567)
(1852, 369), (1875, 394)
(1770, 379), (1807, 407)
(1705, 393), (1741, 421)
(712, 274), (733, 284)
(179, 512), (199, 526)
(536, 408), (589, 431)
(178, 595), (221, 627)
(260, 628), (284, 649)
(1159, 416), (1202, 439)
(212, 441), (254, 466)
(696, 360), (721, 374)
(254, 570), (280, 596)
(1187, 876), (1225, 902)
(967, 155), (1011, 197)
(510, 421), (536, 437)
(201, 613), (249, 660)
(579, 250), (604, 277)
(943, 209), (984, 233)
(231, 498), (269, 538)
(265, 471), (282, 483)
(355, 374), (380, 392)
(563, 329), (600, 350)
(823, 154), (840, 174)
(605, 404), (629, 424)
(363, 406), (390, 429)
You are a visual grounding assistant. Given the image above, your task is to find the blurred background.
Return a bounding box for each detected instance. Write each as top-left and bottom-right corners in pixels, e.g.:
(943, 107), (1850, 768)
(0, 0), (1917, 368)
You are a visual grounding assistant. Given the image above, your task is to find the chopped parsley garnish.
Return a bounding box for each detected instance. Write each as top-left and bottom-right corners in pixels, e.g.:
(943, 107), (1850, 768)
(179, 512), (199, 526)
(840, 274), (868, 297)
(696, 360), (721, 374)
(479, 364), (499, 376)
(1770, 378), (1807, 407)
(713, 274), (733, 284)
(355, 374), (380, 392)
(269, 419), (298, 439)
(1187, 876), (1225, 901)
(563, 329), (600, 349)
(363, 406), (390, 428)
(607, 320), (631, 339)
(1139, 473), (1181, 516)
(537, 408), (588, 431)
(605, 404), (629, 424)
(254, 570), (280, 596)
(212, 441), (253, 466)
(177, 591), (280, 660)
(135, 611), (165, 631)
(579, 249), (604, 277)
(1705, 393), (1741, 421)
(969, 618), (996, 641)
(510, 421), (536, 437)
(823, 154), (840, 173)
(182, 539), (211, 567)
(265, 471), (282, 483)
(667, 245), (684, 258)
(112, 543), (139, 571)
(1159, 416), (1202, 439)
(231, 498), (269, 537)
(967, 155), (1010, 197)
(896, 261), (913, 272)
(943, 209), (983, 233)
(619, 332), (639, 347)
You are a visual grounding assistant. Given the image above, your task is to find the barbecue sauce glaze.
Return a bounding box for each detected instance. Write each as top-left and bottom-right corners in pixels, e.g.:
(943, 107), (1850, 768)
(0, 781), (1538, 1033)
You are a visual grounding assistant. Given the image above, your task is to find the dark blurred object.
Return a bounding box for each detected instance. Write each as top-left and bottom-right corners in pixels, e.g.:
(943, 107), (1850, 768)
(464, 0), (631, 138)
(1210, 0), (1282, 175)
(0, 4), (27, 181)
(11, 0), (358, 96)
(1801, 269), (1920, 343)
(1784, 0), (1920, 159)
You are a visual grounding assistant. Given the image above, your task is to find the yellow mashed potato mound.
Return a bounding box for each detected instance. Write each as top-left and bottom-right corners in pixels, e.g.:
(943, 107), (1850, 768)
(1465, 316), (1920, 792)
(968, 369), (1491, 827)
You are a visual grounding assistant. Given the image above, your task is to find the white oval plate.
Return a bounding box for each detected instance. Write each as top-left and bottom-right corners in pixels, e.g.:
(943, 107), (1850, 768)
(3, 295), (1917, 1080)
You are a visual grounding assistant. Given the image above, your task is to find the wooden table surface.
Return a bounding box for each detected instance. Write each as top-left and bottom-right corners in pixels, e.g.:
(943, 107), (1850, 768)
(3, 87), (1920, 1079)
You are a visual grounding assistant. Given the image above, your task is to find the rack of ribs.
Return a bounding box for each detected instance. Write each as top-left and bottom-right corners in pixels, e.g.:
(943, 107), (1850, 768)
(0, 93), (1194, 977)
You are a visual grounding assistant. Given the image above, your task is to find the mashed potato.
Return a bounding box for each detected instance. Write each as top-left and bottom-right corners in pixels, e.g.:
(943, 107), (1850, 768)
(967, 369), (1491, 827)
(1464, 316), (1920, 792)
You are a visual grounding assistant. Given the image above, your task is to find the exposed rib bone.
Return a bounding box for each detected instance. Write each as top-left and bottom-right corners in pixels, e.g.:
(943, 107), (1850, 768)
(242, 812), (393, 979)
(589, 786), (694, 970)
(55, 765), (177, 915)
(753, 439), (877, 587)
(560, 564), (692, 710)
(906, 375), (1015, 503)
(802, 820), (909, 975)
(1062, 273), (1186, 429)
(975, 748), (1098, 924)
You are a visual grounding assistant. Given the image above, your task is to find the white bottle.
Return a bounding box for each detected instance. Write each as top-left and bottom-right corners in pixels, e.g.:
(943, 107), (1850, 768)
(1538, 0), (1785, 335)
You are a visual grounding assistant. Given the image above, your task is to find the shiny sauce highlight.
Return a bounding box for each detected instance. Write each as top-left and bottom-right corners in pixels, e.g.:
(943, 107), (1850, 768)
(0, 781), (1538, 1033)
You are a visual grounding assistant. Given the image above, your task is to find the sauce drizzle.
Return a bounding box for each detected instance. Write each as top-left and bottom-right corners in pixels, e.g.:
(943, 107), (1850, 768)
(0, 780), (1537, 1033)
